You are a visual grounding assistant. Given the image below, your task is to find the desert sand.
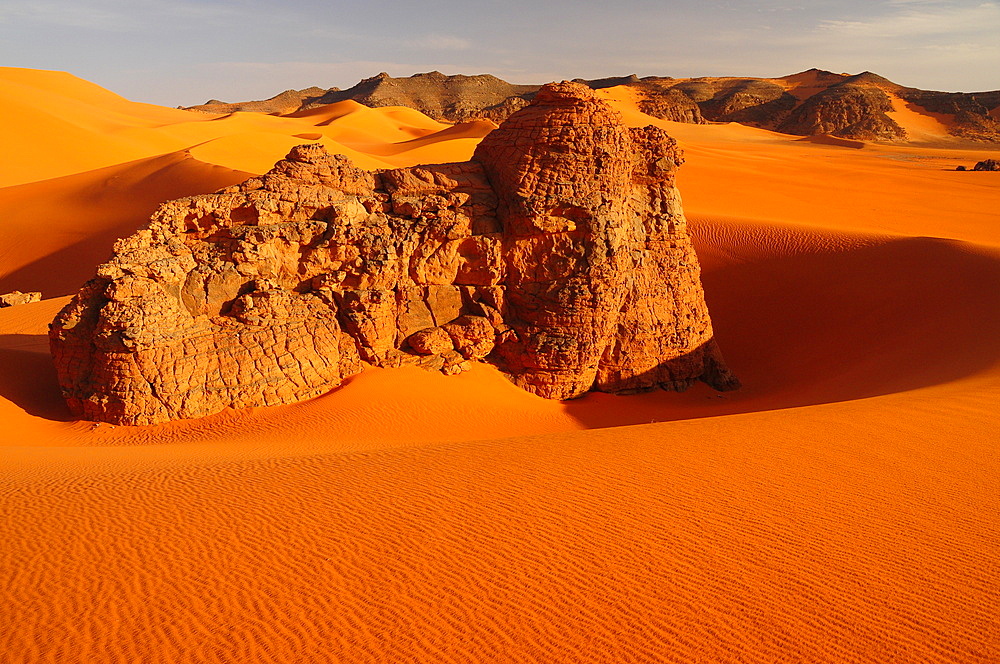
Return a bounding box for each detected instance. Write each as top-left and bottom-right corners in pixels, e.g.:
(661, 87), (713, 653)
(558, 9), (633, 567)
(1, 68), (998, 663)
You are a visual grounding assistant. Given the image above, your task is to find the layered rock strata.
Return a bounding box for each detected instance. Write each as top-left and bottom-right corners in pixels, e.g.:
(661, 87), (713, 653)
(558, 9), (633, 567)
(51, 82), (738, 425)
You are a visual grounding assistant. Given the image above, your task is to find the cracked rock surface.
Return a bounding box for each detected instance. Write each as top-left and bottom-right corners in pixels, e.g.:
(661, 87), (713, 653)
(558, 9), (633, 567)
(50, 81), (738, 425)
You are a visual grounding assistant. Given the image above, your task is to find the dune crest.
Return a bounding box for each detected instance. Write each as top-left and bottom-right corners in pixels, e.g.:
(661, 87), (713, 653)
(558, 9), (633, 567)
(0, 67), (491, 189)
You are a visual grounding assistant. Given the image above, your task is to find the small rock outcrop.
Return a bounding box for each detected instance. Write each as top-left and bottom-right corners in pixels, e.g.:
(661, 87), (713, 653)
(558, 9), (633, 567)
(51, 82), (738, 425)
(778, 83), (907, 141)
(973, 159), (999, 171)
(0, 291), (41, 308)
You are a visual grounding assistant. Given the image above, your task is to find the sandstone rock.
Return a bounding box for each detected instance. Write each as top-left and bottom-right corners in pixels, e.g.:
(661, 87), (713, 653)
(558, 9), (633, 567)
(637, 87), (705, 124)
(189, 71), (539, 123)
(442, 315), (495, 360)
(901, 89), (1000, 143)
(52, 81), (738, 425)
(696, 80), (797, 126)
(0, 291), (41, 307)
(407, 327), (455, 355)
(473, 82), (738, 398)
(973, 159), (999, 171)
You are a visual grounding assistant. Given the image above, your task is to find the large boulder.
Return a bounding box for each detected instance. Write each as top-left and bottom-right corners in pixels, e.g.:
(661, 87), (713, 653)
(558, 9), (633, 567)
(51, 81), (738, 425)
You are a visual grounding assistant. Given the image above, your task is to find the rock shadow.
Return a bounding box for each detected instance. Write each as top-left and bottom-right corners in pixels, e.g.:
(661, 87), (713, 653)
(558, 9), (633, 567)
(0, 232), (118, 299)
(0, 334), (72, 421)
(565, 235), (1000, 428)
(11, 235), (1000, 430)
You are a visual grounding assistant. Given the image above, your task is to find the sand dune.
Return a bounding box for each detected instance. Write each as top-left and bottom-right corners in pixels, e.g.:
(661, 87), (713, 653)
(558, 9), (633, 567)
(0, 67), (219, 187)
(0, 68), (499, 297)
(187, 132), (395, 173)
(1, 68), (999, 663)
(359, 119), (497, 155)
(601, 107), (1000, 246)
(0, 67), (488, 189)
(287, 100), (445, 138)
(0, 152), (251, 297)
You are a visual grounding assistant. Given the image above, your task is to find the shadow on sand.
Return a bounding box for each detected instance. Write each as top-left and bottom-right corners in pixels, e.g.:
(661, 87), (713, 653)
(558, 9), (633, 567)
(2, 234), (998, 430)
(0, 333), (73, 421)
(566, 234), (1000, 428)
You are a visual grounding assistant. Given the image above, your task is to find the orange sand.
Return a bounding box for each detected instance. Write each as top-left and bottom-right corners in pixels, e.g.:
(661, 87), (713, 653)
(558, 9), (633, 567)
(1, 68), (998, 663)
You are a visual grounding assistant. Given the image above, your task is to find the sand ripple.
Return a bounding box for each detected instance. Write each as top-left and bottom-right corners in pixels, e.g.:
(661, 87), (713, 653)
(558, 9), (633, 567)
(3, 419), (997, 663)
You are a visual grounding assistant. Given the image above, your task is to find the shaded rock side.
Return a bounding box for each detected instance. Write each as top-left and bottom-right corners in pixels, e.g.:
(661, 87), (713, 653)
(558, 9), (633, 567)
(52, 81), (737, 425)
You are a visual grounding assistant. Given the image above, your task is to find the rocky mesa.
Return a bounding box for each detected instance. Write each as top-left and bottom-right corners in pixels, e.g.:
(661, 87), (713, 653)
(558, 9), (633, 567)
(188, 69), (1000, 143)
(51, 81), (738, 425)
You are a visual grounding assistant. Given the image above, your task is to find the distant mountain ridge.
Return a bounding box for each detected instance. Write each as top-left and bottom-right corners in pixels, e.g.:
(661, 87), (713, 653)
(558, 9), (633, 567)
(186, 69), (1000, 143)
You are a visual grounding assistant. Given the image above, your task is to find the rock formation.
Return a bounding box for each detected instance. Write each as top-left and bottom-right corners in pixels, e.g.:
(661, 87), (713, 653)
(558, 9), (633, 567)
(973, 158), (999, 171)
(777, 80), (906, 141)
(0, 290), (41, 307)
(52, 81), (738, 425)
(189, 72), (539, 124)
(187, 69), (1000, 143)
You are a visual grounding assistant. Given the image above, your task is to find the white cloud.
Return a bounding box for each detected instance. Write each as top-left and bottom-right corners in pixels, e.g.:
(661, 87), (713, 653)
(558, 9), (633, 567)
(818, 1), (1000, 39)
(0, 0), (139, 30)
(0, 0), (241, 30)
(408, 34), (473, 51)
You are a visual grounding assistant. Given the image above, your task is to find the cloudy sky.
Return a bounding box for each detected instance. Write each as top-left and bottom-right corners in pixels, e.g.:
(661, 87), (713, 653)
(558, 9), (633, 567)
(1, 0), (997, 106)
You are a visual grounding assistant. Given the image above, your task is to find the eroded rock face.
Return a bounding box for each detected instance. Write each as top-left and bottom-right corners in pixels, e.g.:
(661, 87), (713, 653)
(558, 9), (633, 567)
(51, 81), (738, 425)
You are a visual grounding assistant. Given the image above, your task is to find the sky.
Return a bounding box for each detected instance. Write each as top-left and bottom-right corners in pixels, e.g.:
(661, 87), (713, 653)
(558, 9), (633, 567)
(1, 0), (997, 106)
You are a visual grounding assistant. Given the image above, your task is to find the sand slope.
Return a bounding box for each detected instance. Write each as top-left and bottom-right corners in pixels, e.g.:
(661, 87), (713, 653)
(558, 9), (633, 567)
(0, 66), (484, 190)
(0, 153), (251, 297)
(1, 69), (999, 663)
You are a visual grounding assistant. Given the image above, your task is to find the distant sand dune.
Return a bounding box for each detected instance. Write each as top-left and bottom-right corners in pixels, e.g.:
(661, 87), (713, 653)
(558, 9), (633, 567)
(1, 67), (998, 664)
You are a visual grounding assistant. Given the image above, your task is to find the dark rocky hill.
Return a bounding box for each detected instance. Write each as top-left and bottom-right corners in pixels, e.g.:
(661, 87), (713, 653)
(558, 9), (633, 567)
(186, 69), (1000, 142)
